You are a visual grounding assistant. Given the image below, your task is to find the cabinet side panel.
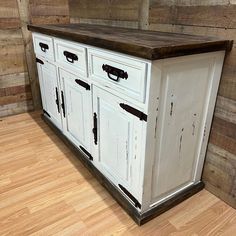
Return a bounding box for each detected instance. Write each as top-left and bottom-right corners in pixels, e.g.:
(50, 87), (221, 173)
(151, 52), (225, 203)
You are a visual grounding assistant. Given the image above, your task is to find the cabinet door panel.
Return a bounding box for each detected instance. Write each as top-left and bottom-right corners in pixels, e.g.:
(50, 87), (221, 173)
(36, 58), (62, 130)
(93, 86), (145, 202)
(99, 99), (130, 182)
(60, 69), (92, 152)
(66, 87), (85, 142)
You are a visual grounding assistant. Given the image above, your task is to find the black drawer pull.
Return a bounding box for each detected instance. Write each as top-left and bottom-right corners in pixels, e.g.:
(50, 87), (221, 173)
(39, 42), (49, 52)
(63, 51), (78, 63)
(102, 64), (128, 82)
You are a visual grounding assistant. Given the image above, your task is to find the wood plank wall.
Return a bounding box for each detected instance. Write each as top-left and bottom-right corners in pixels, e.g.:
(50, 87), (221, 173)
(0, 0), (33, 117)
(0, 0), (70, 118)
(68, 0), (149, 29)
(68, 0), (236, 208)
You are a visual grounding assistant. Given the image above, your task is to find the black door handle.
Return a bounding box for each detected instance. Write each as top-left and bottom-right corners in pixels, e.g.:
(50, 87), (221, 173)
(102, 64), (128, 82)
(93, 113), (98, 145)
(63, 51), (78, 63)
(39, 42), (49, 52)
(55, 87), (60, 113)
(61, 91), (65, 118)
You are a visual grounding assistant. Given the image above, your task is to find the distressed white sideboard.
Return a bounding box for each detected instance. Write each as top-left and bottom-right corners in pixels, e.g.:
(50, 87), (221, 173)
(29, 24), (232, 225)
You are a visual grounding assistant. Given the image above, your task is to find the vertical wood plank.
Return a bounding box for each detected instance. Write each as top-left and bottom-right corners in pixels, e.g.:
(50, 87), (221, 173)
(68, 0), (149, 30)
(0, 0), (33, 117)
(139, 0), (149, 30)
(16, 0), (41, 110)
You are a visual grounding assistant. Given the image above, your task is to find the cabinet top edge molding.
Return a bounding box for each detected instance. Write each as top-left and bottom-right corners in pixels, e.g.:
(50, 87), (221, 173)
(28, 23), (233, 60)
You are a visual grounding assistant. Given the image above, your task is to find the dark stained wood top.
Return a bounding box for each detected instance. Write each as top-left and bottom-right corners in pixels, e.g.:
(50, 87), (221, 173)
(28, 24), (233, 60)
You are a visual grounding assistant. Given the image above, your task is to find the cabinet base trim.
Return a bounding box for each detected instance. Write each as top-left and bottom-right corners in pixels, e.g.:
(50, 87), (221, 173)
(79, 145), (93, 161)
(41, 113), (204, 226)
(140, 181), (204, 225)
(43, 109), (51, 118)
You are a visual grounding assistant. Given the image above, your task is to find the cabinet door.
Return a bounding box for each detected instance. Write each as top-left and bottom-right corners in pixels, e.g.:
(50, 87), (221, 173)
(60, 69), (92, 153)
(93, 86), (145, 203)
(36, 58), (62, 130)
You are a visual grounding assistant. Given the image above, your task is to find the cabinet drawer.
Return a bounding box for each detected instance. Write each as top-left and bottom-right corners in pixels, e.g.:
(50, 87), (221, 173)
(88, 48), (148, 102)
(33, 33), (54, 61)
(54, 38), (87, 76)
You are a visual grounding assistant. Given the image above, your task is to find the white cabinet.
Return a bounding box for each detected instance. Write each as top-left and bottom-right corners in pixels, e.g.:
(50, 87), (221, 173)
(92, 86), (145, 202)
(32, 31), (226, 223)
(59, 69), (92, 153)
(36, 58), (62, 130)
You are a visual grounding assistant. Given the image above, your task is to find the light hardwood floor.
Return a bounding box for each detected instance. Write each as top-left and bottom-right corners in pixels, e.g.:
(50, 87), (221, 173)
(0, 111), (235, 236)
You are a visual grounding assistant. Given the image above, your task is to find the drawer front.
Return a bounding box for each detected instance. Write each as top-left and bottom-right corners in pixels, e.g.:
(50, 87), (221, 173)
(33, 33), (54, 61)
(88, 49), (147, 102)
(54, 38), (87, 76)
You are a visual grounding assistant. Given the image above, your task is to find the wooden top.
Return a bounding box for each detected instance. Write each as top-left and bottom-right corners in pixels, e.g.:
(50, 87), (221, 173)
(28, 24), (233, 60)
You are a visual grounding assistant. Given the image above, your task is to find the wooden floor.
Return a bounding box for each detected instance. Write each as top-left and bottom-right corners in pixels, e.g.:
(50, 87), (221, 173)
(0, 111), (235, 236)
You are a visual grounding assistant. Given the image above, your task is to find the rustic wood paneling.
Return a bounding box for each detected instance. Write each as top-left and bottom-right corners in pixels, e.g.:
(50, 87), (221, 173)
(215, 96), (236, 124)
(0, 18), (21, 30)
(149, 0), (232, 6)
(0, 72), (29, 88)
(70, 18), (139, 29)
(29, 0), (70, 24)
(139, 0), (149, 29)
(0, 0), (19, 17)
(0, 85), (31, 97)
(0, 29), (24, 45)
(69, 0), (140, 21)
(0, 91), (32, 106)
(17, 0), (41, 111)
(219, 50), (236, 101)
(210, 117), (236, 155)
(0, 100), (34, 117)
(31, 16), (70, 25)
(149, 1), (236, 208)
(149, 4), (236, 28)
(203, 144), (236, 207)
(0, 0), (33, 117)
(0, 44), (27, 76)
(0, 0), (20, 29)
(30, 0), (69, 16)
(68, 0), (147, 29)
